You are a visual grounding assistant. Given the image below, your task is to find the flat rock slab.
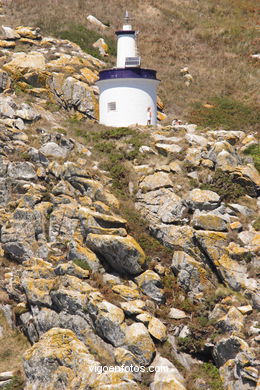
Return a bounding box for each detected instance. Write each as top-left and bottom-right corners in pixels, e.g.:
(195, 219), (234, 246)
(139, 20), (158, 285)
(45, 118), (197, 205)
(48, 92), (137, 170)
(169, 308), (187, 319)
(155, 143), (182, 156)
(39, 142), (68, 159)
(139, 172), (173, 192)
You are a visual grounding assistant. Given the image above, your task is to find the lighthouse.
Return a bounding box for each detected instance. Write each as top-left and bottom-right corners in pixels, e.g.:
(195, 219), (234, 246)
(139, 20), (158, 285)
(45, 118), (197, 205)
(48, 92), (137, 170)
(96, 11), (160, 127)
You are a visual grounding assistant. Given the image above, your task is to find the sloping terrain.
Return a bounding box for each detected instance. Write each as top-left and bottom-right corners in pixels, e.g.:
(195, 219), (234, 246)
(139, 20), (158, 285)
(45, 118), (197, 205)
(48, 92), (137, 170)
(0, 3), (259, 390)
(5, 0), (260, 129)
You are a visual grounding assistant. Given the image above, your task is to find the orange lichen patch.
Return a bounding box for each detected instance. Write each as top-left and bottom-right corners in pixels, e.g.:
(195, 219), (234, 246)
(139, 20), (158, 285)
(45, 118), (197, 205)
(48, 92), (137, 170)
(19, 38), (40, 45)
(203, 103), (215, 108)
(28, 87), (48, 97)
(80, 67), (98, 84)
(157, 111), (167, 121)
(23, 258), (54, 278)
(0, 40), (16, 48)
(47, 55), (92, 69)
(157, 96), (164, 110)
(112, 284), (140, 299)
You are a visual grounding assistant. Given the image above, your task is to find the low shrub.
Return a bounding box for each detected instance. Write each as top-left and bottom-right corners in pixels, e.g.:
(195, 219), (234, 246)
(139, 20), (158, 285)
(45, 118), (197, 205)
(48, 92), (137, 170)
(187, 362), (224, 390)
(189, 96), (260, 131)
(243, 144), (260, 172)
(253, 216), (260, 231)
(201, 169), (247, 201)
(72, 258), (92, 271)
(40, 22), (116, 60)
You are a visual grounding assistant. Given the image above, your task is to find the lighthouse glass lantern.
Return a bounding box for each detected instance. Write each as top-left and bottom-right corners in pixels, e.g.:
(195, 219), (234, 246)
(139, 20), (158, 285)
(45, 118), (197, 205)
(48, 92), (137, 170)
(96, 11), (160, 127)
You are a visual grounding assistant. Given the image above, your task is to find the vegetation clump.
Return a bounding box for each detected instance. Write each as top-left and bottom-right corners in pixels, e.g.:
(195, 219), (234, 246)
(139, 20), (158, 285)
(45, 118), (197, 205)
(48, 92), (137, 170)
(243, 144), (260, 172)
(72, 258), (92, 271)
(57, 24), (116, 59)
(189, 96), (260, 131)
(187, 362), (224, 390)
(252, 216), (260, 231)
(201, 169), (247, 201)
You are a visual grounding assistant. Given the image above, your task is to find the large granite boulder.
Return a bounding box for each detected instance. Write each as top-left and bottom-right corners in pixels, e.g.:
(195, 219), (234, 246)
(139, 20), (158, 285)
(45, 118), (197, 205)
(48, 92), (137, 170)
(86, 234), (146, 275)
(125, 323), (155, 366)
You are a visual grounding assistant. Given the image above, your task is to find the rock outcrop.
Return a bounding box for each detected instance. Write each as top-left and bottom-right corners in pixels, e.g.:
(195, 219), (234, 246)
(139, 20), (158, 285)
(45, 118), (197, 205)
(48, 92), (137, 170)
(0, 19), (259, 390)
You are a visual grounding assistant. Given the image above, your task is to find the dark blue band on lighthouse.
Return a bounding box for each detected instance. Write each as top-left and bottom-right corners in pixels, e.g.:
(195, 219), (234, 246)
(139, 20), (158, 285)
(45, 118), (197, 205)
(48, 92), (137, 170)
(98, 68), (159, 81)
(115, 30), (135, 35)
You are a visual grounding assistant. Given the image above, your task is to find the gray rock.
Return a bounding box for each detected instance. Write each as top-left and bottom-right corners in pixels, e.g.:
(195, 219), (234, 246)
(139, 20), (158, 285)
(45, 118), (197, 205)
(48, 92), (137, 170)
(207, 141), (237, 163)
(95, 316), (125, 347)
(155, 143), (182, 156)
(0, 304), (14, 328)
(0, 70), (11, 92)
(125, 323), (155, 366)
(67, 240), (100, 272)
(152, 134), (182, 143)
(187, 189), (220, 211)
(19, 312), (39, 343)
(139, 172), (173, 192)
(150, 354), (186, 390)
(185, 133), (208, 147)
(48, 204), (79, 242)
(1, 26), (20, 40)
(87, 300), (126, 347)
(57, 76), (95, 116)
(0, 178), (10, 205)
(16, 103), (40, 121)
(7, 162), (37, 180)
(216, 307), (244, 333)
(185, 147), (201, 167)
(213, 336), (249, 367)
(27, 147), (49, 166)
(2, 241), (33, 263)
(136, 188), (188, 227)
(169, 308), (187, 319)
(171, 251), (212, 293)
(39, 142), (68, 159)
(219, 352), (258, 390)
(86, 233), (146, 275)
(0, 100), (15, 118)
(22, 328), (102, 389)
(135, 270), (165, 304)
(0, 371), (15, 381)
(191, 212), (228, 231)
(215, 150), (239, 171)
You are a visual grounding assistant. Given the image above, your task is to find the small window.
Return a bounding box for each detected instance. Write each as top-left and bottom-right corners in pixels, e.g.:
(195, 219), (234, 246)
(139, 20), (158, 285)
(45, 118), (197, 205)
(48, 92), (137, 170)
(108, 102), (116, 111)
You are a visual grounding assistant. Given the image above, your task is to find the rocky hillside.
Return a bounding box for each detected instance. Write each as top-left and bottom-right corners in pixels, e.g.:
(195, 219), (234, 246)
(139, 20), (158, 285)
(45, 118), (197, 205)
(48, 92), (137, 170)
(0, 11), (259, 390)
(5, 0), (260, 128)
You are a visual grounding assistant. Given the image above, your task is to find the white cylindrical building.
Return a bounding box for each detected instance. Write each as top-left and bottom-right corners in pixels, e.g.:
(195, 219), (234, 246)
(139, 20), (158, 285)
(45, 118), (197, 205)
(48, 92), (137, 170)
(96, 11), (160, 127)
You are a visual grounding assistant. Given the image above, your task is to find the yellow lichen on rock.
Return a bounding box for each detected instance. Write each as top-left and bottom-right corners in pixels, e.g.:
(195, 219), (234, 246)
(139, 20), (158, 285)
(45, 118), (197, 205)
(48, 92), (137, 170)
(80, 67), (99, 84)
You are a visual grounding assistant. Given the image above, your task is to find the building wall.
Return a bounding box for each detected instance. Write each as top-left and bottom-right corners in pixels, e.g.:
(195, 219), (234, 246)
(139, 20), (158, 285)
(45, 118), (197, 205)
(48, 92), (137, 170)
(97, 78), (159, 127)
(116, 34), (137, 68)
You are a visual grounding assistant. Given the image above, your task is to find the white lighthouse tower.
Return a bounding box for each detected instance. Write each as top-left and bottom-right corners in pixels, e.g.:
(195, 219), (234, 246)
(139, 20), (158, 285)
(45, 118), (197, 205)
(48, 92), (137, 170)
(96, 11), (160, 127)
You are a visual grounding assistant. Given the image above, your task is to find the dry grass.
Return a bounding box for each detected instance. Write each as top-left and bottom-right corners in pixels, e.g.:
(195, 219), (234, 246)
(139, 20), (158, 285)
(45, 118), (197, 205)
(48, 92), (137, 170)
(3, 0), (260, 127)
(0, 310), (29, 385)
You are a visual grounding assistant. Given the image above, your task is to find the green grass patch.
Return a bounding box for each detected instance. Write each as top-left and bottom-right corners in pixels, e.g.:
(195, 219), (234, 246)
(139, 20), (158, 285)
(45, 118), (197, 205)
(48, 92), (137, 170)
(72, 258), (92, 271)
(253, 216), (260, 231)
(71, 124), (149, 194)
(189, 96), (260, 131)
(1, 376), (24, 390)
(120, 203), (173, 264)
(57, 24), (116, 59)
(243, 144), (260, 172)
(187, 362), (224, 390)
